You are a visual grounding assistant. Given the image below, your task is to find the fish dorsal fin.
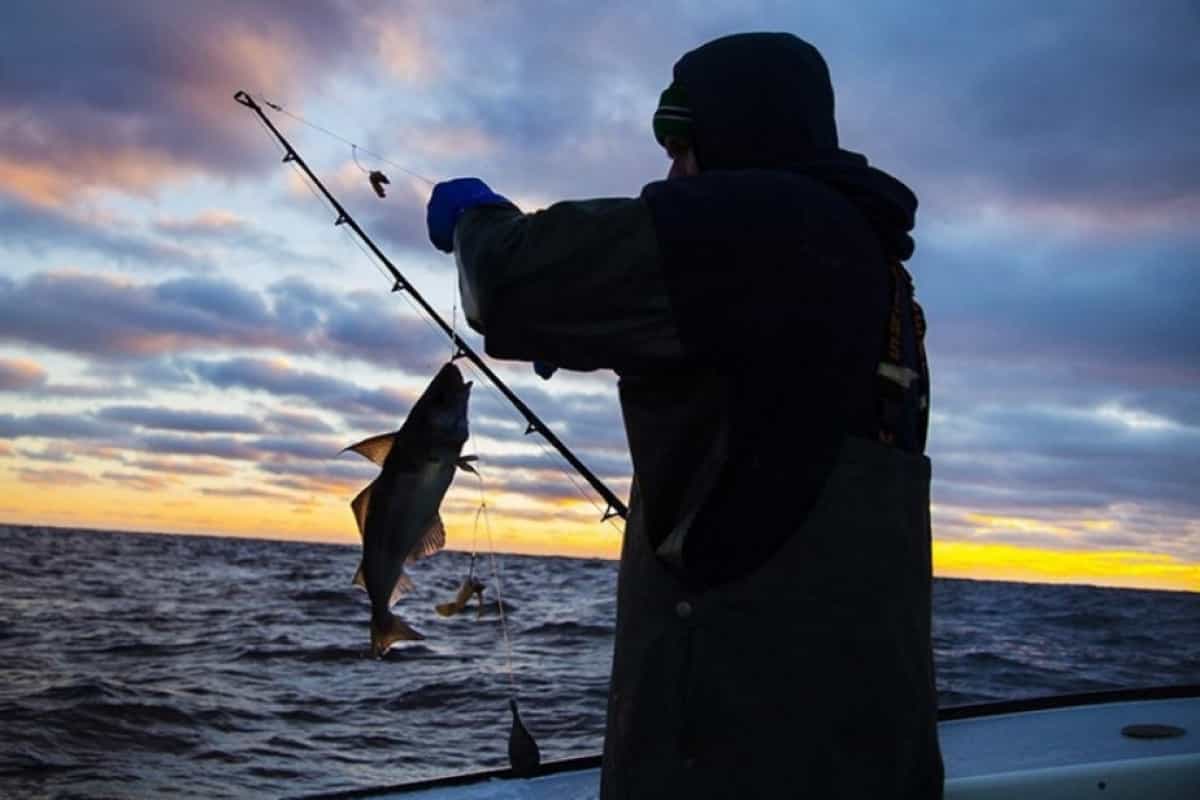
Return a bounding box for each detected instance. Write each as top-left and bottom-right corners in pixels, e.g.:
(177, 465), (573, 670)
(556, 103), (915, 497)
(342, 432), (396, 466)
(388, 571), (416, 608)
(407, 514), (446, 563)
(352, 561), (366, 590)
(350, 481), (375, 538)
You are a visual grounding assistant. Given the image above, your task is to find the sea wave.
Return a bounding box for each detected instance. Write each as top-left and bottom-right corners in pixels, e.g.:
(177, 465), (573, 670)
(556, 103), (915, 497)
(1, 524), (1197, 799)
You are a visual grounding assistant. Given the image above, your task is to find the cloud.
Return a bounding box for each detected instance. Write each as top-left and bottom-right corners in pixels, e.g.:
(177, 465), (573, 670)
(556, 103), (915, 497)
(254, 435), (348, 461)
(0, 271), (448, 372)
(929, 383), (1200, 513)
(199, 486), (298, 501)
(262, 409), (338, 435)
(266, 278), (447, 369)
(134, 433), (261, 461)
(259, 459), (374, 481)
(152, 210), (249, 238)
(16, 466), (92, 486)
(0, 271), (287, 358)
(147, 209), (320, 267)
(125, 456), (235, 477)
(0, 413), (111, 440)
(16, 447), (74, 463)
(470, 382), (630, 456)
(187, 356), (412, 419)
(821, 1), (1200, 233)
(916, 233), (1200, 445)
(0, 198), (211, 271)
(0, 1), (378, 207)
(97, 405), (263, 434)
(341, 3), (1200, 238)
(101, 470), (175, 492)
(0, 357), (46, 391)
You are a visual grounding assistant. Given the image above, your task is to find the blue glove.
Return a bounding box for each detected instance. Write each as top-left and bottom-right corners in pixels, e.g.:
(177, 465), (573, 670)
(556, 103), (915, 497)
(426, 177), (512, 253)
(533, 361), (558, 380)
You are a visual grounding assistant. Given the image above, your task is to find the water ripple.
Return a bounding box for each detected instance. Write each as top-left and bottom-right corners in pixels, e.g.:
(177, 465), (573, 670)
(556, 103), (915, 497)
(1, 524), (1197, 799)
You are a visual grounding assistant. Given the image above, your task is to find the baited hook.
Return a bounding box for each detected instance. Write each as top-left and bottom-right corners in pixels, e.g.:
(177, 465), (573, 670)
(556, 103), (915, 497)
(369, 170), (390, 198)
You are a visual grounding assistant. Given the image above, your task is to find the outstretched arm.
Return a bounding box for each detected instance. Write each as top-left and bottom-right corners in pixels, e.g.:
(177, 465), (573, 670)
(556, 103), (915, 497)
(452, 198), (683, 374)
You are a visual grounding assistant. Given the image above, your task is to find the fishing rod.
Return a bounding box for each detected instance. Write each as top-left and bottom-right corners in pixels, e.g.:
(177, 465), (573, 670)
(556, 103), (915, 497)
(233, 90), (628, 522)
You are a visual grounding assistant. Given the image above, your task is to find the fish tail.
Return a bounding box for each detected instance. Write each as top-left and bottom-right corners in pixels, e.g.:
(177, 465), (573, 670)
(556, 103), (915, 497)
(370, 610), (424, 656)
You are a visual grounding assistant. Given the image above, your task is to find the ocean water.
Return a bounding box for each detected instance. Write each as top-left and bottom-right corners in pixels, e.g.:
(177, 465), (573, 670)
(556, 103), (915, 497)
(1, 524), (1198, 799)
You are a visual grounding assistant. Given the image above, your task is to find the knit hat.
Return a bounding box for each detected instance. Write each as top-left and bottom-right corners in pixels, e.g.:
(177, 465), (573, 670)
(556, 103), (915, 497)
(652, 82), (693, 146)
(654, 32), (839, 170)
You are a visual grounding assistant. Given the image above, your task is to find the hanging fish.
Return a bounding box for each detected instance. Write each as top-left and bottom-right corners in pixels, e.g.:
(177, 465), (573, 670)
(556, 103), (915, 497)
(343, 362), (475, 656)
(435, 575), (486, 617)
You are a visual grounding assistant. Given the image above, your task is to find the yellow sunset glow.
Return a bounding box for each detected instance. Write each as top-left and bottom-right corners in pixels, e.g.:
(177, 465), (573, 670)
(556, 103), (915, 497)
(933, 541), (1200, 593)
(3, 461), (1198, 592)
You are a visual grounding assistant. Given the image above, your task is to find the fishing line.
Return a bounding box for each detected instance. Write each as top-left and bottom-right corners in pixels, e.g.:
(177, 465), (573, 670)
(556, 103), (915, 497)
(469, 468), (518, 696)
(257, 93), (437, 186)
(457, 357), (626, 536)
(324, 190), (623, 531)
(246, 94), (626, 532)
(328, 185), (623, 531)
(351, 144), (370, 175)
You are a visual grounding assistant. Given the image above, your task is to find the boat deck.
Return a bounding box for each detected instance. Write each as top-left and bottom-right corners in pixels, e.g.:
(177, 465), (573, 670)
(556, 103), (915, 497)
(303, 688), (1200, 799)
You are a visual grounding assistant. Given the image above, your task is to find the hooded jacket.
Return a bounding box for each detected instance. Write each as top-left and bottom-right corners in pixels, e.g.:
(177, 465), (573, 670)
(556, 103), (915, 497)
(454, 31), (941, 799)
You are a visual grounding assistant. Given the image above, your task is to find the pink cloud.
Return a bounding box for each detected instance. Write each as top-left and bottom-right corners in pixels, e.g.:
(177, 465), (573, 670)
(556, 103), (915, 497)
(0, 357), (47, 391)
(101, 471), (177, 492)
(0, 3), (399, 208)
(125, 456), (236, 478)
(17, 467), (92, 486)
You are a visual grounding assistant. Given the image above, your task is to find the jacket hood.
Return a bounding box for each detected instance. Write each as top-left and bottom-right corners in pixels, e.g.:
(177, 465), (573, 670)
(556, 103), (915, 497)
(802, 150), (918, 261)
(672, 32), (838, 171)
(671, 33), (917, 260)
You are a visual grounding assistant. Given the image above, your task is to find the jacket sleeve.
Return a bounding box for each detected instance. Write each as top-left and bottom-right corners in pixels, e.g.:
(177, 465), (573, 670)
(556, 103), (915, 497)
(453, 198), (683, 373)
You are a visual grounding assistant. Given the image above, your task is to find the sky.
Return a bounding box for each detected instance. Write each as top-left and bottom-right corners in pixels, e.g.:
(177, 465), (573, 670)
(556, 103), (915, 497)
(1, 0), (1198, 591)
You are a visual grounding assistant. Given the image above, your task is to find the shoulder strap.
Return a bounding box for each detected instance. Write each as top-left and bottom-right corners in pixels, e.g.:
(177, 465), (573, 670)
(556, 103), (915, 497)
(876, 260), (930, 453)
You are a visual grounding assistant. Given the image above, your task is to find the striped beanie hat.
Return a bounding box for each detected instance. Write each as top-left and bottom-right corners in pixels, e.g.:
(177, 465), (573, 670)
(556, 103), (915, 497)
(651, 33), (839, 170)
(652, 82), (692, 146)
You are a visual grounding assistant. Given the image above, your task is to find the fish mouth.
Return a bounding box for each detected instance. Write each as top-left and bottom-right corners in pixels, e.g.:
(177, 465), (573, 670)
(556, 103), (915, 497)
(436, 362), (466, 386)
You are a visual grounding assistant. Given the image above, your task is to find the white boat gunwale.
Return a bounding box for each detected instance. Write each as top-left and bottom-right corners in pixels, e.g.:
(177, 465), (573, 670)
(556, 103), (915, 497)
(295, 683), (1200, 799)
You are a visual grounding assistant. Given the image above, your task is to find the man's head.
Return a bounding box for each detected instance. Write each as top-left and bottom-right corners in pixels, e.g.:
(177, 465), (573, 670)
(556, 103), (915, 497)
(654, 32), (839, 177)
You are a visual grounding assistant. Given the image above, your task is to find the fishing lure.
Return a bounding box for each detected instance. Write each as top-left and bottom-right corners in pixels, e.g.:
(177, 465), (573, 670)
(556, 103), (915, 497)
(369, 170), (390, 198)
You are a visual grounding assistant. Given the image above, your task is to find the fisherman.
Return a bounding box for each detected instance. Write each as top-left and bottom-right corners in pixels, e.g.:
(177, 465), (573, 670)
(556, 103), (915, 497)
(426, 32), (942, 798)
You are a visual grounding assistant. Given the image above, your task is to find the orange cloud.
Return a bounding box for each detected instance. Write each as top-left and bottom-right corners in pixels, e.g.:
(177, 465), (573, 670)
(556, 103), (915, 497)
(0, 356), (47, 390)
(372, 18), (440, 83)
(0, 11), (366, 210)
(154, 209), (247, 235)
(125, 456), (235, 478)
(16, 467), (92, 486)
(101, 471), (177, 492)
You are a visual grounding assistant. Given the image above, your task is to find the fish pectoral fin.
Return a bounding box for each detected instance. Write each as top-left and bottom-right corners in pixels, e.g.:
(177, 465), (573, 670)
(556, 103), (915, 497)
(349, 481), (375, 539)
(352, 561), (367, 590)
(342, 432), (396, 466)
(406, 514), (447, 563)
(388, 572), (416, 608)
(456, 455), (479, 475)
